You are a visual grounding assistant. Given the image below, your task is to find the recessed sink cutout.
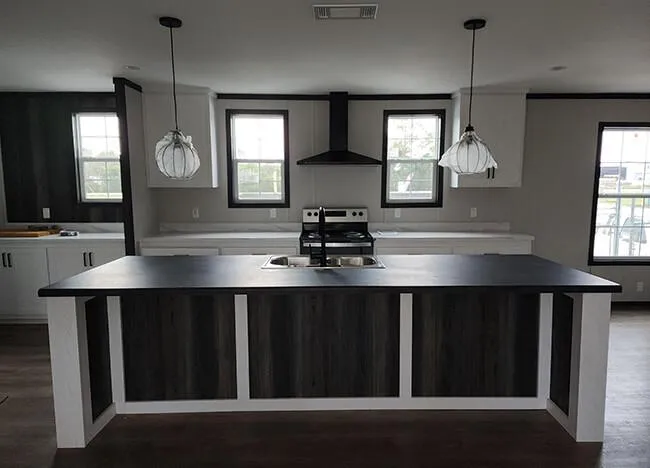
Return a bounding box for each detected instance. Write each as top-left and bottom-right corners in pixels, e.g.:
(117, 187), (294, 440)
(262, 255), (385, 269)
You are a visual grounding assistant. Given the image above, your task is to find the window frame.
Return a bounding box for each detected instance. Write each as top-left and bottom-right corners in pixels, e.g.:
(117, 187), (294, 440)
(225, 109), (290, 208)
(381, 109), (446, 208)
(72, 111), (123, 204)
(588, 121), (650, 266)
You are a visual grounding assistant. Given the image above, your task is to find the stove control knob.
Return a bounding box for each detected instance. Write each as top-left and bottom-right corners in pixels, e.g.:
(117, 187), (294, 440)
(313, 211), (319, 217)
(352, 211), (357, 216)
(358, 211), (364, 217)
(307, 212), (312, 216)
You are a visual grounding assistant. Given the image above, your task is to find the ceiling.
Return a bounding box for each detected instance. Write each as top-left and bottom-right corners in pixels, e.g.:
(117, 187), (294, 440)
(2, 0), (649, 93)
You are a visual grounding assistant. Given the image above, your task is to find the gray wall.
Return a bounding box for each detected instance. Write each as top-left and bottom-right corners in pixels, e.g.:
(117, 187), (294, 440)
(512, 98), (650, 301)
(154, 98), (516, 224)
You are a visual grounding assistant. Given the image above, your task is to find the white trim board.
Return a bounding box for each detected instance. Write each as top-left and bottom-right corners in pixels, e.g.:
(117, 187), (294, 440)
(117, 397), (547, 415)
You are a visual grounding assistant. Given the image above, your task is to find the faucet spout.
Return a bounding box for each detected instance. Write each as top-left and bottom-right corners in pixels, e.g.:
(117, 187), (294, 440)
(318, 206), (327, 267)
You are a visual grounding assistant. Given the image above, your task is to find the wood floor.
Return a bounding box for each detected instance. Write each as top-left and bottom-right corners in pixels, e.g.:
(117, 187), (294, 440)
(1, 308), (649, 467)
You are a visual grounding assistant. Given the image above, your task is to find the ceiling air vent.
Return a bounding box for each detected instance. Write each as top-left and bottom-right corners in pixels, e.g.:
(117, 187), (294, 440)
(313, 4), (379, 20)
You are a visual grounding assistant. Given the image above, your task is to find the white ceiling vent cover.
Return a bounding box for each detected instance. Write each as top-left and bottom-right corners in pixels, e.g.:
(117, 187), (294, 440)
(313, 4), (378, 20)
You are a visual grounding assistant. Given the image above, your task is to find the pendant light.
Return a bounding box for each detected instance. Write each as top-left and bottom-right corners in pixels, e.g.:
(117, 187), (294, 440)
(439, 18), (497, 175)
(155, 16), (200, 180)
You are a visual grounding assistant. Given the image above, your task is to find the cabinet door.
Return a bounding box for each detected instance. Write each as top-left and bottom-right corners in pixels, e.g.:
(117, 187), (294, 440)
(220, 246), (298, 255)
(47, 247), (87, 284)
(88, 246), (124, 268)
(0, 247), (50, 321)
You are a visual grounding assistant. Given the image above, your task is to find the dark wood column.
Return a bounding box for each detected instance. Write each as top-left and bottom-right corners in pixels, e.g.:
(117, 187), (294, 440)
(247, 292), (401, 398)
(412, 292), (540, 397)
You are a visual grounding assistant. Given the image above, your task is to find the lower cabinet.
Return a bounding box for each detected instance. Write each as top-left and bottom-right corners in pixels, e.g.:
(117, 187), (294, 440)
(0, 247), (50, 322)
(48, 245), (125, 284)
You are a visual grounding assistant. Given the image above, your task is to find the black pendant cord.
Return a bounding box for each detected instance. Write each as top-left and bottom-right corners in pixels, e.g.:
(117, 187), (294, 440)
(467, 26), (476, 129)
(169, 27), (179, 131)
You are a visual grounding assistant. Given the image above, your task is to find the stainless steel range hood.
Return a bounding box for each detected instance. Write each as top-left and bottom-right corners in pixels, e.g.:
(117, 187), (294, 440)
(297, 92), (381, 166)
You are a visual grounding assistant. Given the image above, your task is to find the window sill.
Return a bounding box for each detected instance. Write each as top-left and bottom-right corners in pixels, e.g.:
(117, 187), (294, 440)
(228, 201), (289, 209)
(381, 201), (442, 208)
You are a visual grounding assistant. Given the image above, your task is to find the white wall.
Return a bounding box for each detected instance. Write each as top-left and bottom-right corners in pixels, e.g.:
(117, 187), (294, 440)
(154, 97), (517, 224)
(512, 98), (650, 301)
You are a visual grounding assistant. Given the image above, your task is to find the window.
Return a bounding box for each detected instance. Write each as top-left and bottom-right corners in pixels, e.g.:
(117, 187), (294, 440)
(381, 110), (445, 207)
(73, 113), (122, 202)
(226, 110), (289, 207)
(590, 123), (650, 264)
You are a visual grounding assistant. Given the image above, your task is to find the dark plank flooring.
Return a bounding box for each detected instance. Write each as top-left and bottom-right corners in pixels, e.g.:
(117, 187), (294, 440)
(0, 307), (649, 467)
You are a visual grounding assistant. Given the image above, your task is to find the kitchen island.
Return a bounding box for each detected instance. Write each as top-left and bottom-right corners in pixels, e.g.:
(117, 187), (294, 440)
(38, 254), (620, 448)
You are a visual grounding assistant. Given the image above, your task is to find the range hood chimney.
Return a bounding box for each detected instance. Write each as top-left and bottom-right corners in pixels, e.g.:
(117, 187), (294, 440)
(297, 92), (381, 166)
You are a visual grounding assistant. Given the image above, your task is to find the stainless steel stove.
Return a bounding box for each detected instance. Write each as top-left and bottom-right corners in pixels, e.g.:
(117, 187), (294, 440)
(300, 207), (374, 255)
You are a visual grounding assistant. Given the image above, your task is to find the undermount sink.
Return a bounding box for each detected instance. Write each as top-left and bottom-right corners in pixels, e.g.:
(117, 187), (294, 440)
(262, 255), (385, 269)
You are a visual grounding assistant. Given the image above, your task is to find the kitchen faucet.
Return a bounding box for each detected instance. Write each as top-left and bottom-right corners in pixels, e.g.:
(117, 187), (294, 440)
(315, 206), (327, 266)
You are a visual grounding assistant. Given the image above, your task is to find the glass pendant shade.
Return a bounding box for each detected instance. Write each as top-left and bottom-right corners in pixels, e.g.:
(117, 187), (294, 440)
(155, 130), (200, 180)
(439, 126), (497, 174)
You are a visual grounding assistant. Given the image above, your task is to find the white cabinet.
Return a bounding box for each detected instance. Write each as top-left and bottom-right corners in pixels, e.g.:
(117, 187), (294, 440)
(47, 245), (125, 284)
(0, 247), (50, 322)
(220, 247), (298, 255)
(143, 90), (218, 188)
(450, 90), (527, 188)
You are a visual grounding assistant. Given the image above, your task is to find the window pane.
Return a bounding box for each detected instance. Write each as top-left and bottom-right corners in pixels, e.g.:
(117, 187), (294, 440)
(80, 137), (108, 158)
(386, 114), (440, 161)
(388, 161), (435, 201)
(236, 162), (283, 201)
(105, 137), (121, 159)
(232, 115), (284, 161)
(84, 179), (108, 200)
(79, 115), (108, 137)
(83, 161), (107, 179)
(107, 179), (122, 199)
(105, 116), (120, 137)
(594, 196), (650, 258)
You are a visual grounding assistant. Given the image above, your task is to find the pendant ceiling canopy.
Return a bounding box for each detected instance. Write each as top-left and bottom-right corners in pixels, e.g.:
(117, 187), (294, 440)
(155, 16), (201, 180)
(439, 18), (497, 175)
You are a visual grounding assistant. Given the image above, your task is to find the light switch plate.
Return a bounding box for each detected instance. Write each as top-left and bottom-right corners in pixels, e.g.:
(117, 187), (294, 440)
(470, 207), (478, 218)
(42, 207), (51, 219)
(637, 281), (644, 292)
(270, 208), (277, 219)
(394, 208), (401, 219)
(192, 207), (200, 219)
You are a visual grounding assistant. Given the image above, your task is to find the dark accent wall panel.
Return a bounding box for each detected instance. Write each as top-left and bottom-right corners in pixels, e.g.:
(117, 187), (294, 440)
(0, 92), (122, 223)
(248, 292), (400, 398)
(84, 296), (113, 420)
(121, 294), (236, 401)
(550, 293), (574, 415)
(412, 292), (539, 397)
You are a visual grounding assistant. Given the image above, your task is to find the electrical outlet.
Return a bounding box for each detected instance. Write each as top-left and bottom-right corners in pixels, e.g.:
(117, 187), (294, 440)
(269, 208), (277, 219)
(636, 281), (644, 292)
(192, 207), (200, 219)
(394, 208), (401, 219)
(470, 207), (478, 218)
(42, 207), (51, 219)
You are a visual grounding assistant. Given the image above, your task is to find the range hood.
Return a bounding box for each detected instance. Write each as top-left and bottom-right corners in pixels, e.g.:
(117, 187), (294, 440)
(297, 92), (381, 166)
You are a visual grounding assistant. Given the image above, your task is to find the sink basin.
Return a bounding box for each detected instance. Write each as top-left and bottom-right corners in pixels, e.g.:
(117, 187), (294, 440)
(262, 255), (385, 269)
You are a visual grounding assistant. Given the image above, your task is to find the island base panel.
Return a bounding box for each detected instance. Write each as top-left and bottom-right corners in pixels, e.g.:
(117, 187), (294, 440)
(247, 292), (400, 398)
(550, 293), (573, 415)
(84, 296), (113, 421)
(121, 294), (236, 401)
(412, 292), (540, 397)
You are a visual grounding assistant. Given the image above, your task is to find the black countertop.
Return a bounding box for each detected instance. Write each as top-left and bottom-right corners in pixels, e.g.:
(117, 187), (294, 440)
(38, 255), (621, 297)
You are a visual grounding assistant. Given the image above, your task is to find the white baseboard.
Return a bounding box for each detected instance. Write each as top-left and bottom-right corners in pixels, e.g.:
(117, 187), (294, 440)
(117, 397), (547, 415)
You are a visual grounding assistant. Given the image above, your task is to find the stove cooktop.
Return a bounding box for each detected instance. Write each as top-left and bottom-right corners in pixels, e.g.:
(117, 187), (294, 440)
(301, 231), (372, 242)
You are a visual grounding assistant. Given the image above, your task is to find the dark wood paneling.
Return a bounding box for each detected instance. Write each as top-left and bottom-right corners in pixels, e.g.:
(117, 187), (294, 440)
(84, 296), (113, 420)
(550, 293), (574, 415)
(0, 92), (122, 223)
(248, 292), (400, 398)
(121, 294), (236, 401)
(412, 292), (539, 397)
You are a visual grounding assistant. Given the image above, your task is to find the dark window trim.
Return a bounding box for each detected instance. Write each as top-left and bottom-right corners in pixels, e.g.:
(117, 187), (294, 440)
(588, 121), (650, 266)
(72, 110), (123, 205)
(226, 109), (290, 208)
(381, 109), (446, 208)
(527, 93), (650, 100)
(217, 93), (452, 101)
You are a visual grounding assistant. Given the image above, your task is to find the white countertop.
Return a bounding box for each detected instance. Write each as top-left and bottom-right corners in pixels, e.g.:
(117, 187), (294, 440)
(0, 232), (125, 246)
(140, 231), (533, 248)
